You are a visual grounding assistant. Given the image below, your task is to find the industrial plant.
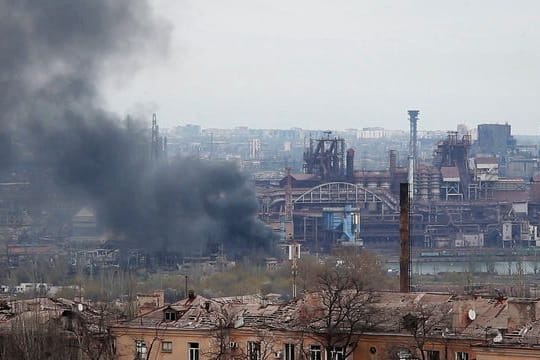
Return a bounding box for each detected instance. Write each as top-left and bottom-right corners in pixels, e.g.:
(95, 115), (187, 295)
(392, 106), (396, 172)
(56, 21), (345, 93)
(257, 114), (540, 262)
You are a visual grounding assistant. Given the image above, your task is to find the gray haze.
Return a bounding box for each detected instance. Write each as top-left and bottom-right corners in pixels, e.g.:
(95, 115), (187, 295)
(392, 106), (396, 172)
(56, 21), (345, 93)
(104, 0), (540, 134)
(0, 0), (273, 256)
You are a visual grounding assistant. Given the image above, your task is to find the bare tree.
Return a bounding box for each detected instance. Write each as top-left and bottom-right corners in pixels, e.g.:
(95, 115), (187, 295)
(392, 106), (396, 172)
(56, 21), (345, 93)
(298, 249), (397, 294)
(203, 302), (278, 360)
(133, 320), (173, 360)
(124, 270), (138, 320)
(0, 300), (117, 360)
(244, 329), (279, 360)
(296, 266), (381, 360)
(401, 302), (451, 360)
(203, 301), (237, 360)
(0, 307), (78, 359)
(67, 304), (116, 360)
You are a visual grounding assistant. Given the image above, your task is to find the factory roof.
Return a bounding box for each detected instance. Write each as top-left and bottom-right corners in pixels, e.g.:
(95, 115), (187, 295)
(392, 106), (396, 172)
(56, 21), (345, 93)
(475, 157), (499, 165)
(287, 173), (321, 181)
(7, 244), (58, 256)
(492, 190), (529, 202)
(440, 166), (460, 181)
(279, 173), (321, 187)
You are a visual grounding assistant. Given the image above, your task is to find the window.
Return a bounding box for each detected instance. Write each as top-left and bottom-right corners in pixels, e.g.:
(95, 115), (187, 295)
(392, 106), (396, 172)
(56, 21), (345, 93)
(455, 352), (469, 360)
(327, 346), (345, 360)
(426, 350), (440, 360)
(248, 341), (261, 360)
(284, 343), (295, 360)
(164, 310), (178, 321)
(161, 341), (172, 353)
(396, 349), (417, 360)
(135, 340), (147, 360)
(310, 345), (322, 360)
(189, 342), (199, 360)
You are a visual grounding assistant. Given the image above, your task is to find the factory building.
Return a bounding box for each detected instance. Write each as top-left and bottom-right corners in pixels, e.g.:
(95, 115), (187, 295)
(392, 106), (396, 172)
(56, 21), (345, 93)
(477, 123), (515, 156)
(258, 119), (540, 253)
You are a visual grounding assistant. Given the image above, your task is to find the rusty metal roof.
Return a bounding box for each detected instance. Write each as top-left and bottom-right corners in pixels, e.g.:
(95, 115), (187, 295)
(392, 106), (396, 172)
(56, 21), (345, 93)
(440, 166), (460, 180)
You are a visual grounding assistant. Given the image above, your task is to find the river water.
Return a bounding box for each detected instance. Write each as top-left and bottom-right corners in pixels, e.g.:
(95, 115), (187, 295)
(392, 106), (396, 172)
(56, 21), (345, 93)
(385, 260), (540, 275)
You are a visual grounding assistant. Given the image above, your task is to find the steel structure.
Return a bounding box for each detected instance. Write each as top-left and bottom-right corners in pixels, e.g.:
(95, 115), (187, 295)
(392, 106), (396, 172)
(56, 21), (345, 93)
(477, 123), (515, 156)
(408, 110), (419, 200)
(434, 132), (471, 169)
(257, 119), (536, 253)
(294, 182), (397, 213)
(303, 132), (346, 181)
(434, 131), (472, 199)
(284, 167), (294, 239)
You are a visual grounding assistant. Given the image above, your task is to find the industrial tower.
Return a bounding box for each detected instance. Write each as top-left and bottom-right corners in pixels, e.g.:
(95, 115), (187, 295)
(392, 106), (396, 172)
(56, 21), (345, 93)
(408, 110), (419, 200)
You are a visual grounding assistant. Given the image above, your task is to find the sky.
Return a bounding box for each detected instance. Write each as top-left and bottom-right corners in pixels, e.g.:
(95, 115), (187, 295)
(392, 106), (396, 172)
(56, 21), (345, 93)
(102, 0), (540, 134)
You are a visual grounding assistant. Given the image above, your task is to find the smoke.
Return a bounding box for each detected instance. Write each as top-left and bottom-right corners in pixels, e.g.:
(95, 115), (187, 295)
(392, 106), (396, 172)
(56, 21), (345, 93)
(0, 0), (274, 256)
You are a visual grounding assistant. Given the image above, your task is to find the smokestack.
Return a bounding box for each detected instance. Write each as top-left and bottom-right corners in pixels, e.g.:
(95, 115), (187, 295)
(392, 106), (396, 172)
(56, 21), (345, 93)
(346, 148), (355, 180)
(408, 110), (419, 200)
(389, 149), (397, 176)
(400, 182), (410, 293)
(284, 167), (294, 240)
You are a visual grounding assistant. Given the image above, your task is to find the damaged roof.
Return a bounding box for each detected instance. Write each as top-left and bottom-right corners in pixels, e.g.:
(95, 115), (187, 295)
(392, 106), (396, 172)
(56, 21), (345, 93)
(114, 291), (540, 348)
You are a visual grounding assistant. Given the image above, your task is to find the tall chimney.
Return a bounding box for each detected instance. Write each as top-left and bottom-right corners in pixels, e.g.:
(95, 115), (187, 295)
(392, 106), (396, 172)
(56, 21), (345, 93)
(400, 182), (410, 293)
(284, 167), (294, 239)
(346, 148), (355, 180)
(408, 110), (419, 200)
(389, 149), (397, 176)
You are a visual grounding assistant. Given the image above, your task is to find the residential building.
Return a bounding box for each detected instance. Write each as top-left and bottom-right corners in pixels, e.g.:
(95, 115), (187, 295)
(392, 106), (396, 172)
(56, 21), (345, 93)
(111, 291), (540, 360)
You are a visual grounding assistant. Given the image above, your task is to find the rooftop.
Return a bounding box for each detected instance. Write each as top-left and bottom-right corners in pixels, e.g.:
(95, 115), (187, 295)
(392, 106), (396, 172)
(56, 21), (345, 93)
(113, 291), (540, 347)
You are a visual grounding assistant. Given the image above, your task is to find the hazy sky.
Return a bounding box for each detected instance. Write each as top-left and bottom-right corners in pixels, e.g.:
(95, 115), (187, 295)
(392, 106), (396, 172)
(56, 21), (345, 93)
(102, 0), (540, 134)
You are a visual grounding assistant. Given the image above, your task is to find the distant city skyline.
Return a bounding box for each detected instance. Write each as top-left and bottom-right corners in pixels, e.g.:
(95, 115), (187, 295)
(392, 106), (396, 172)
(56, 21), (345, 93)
(102, 0), (540, 135)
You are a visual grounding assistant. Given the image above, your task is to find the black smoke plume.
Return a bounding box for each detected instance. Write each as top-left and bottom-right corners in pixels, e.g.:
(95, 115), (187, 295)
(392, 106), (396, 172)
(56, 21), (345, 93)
(0, 0), (274, 257)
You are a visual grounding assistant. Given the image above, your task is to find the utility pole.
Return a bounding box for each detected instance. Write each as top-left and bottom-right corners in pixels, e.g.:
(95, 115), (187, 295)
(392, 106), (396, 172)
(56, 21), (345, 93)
(288, 237), (300, 299)
(284, 166), (299, 298)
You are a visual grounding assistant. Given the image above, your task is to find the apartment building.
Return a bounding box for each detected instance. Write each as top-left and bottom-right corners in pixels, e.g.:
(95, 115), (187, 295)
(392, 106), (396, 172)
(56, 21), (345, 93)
(111, 290), (540, 360)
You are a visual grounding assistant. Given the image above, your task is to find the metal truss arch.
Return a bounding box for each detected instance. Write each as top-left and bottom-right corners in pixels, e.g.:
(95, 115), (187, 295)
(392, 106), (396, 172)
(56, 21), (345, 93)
(294, 182), (397, 212)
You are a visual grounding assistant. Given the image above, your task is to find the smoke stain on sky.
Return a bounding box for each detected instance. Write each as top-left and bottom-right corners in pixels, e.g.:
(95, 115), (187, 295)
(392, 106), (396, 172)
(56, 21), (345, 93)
(0, 0), (273, 256)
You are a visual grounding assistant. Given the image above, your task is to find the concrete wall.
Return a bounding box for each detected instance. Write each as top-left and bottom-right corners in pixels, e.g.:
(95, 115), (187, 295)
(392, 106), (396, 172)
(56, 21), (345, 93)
(113, 327), (478, 360)
(475, 346), (540, 359)
(114, 328), (213, 360)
